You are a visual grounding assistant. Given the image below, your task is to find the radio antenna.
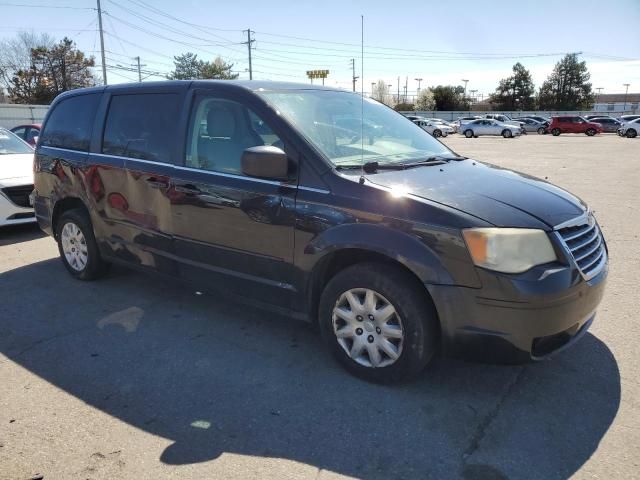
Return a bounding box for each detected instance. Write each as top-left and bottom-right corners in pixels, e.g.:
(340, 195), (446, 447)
(359, 14), (365, 185)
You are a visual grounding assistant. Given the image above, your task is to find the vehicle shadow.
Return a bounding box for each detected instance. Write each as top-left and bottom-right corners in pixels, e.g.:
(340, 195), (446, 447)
(0, 223), (45, 246)
(1, 259), (620, 480)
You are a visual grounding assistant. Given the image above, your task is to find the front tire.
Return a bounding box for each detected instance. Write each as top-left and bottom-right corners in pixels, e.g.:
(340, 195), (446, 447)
(552, 128), (561, 136)
(56, 208), (109, 280)
(586, 128), (596, 136)
(433, 129), (442, 138)
(319, 262), (439, 383)
(502, 129), (512, 138)
(464, 129), (474, 138)
(627, 128), (637, 138)
(537, 127), (546, 135)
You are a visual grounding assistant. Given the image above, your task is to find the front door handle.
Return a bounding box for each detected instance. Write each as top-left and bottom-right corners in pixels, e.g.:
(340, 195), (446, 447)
(146, 177), (168, 189)
(174, 184), (202, 195)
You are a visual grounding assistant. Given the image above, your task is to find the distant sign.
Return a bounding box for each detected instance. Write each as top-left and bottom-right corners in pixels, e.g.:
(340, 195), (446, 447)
(306, 70), (329, 79)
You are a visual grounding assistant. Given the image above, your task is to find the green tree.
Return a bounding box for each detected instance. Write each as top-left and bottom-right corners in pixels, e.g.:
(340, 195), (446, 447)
(537, 54), (595, 110)
(414, 88), (435, 111)
(489, 62), (536, 110)
(201, 56), (238, 80)
(431, 85), (470, 110)
(8, 37), (95, 104)
(168, 53), (238, 80)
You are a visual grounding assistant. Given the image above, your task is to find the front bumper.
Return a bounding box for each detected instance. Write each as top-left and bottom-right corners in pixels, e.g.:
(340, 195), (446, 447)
(0, 185), (36, 226)
(427, 261), (608, 363)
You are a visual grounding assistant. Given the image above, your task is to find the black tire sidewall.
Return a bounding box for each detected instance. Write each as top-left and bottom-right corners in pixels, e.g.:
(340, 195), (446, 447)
(319, 262), (438, 383)
(434, 129), (442, 137)
(464, 129), (473, 138)
(552, 128), (560, 136)
(628, 129), (637, 138)
(56, 209), (106, 280)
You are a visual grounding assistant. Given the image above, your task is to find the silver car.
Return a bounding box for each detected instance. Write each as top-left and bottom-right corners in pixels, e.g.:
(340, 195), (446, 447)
(589, 117), (622, 133)
(413, 119), (454, 137)
(460, 119), (522, 138)
(512, 117), (548, 134)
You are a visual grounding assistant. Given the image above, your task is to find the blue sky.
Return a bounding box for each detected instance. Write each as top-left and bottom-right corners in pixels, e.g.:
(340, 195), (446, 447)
(1, 0), (639, 97)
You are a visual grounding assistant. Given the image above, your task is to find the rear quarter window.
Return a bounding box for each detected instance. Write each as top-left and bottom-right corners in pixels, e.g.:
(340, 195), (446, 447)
(40, 93), (101, 152)
(102, 93), (179, 162)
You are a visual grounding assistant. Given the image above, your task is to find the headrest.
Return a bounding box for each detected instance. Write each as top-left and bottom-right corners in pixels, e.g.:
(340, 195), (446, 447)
(207, 104), (235, 138)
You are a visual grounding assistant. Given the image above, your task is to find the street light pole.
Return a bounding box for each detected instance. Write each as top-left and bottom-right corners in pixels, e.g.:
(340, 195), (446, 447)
(371, 82), (375, 98)
(596, 87), (603, 111)
(623, 83), (630, 112)
(415, 77), (423, 94)
(461, 79), (469, 101)
(470, 89), (477, 104)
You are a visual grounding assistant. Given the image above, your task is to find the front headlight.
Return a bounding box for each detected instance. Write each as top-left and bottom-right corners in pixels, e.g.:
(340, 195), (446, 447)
(462, 228), (557, 274)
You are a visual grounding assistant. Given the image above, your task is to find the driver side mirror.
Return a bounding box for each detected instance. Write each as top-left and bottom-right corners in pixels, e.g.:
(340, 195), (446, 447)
(241, 145), (289, 180)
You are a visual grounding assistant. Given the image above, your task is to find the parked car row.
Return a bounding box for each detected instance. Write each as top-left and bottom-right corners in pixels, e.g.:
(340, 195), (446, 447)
(405, 112), (639, 139)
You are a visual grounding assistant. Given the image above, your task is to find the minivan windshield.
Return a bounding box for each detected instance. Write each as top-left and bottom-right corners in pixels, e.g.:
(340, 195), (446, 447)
(0, 128), (33, 155)
(258, 90), (455, 167)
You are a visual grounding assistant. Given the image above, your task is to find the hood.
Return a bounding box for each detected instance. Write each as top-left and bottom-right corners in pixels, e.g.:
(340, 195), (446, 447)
(0, 153), (34, 186)
(365, 159), (586, 229)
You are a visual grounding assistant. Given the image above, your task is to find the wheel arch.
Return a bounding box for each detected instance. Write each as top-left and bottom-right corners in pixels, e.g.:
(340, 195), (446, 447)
(51, 197), (88, 239)
(302, 224), (452, 325)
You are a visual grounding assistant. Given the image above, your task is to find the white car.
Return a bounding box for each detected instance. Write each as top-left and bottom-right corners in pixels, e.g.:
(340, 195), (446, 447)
(459, 119), (522, 138)
(412, 119), (454, 137)
(0, 127), (36, 226)
(617, 118), (640, 138)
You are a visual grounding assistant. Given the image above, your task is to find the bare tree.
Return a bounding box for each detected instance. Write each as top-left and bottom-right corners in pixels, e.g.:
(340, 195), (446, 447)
(0, 32), (54, 94)
(372, 80), (393, 106)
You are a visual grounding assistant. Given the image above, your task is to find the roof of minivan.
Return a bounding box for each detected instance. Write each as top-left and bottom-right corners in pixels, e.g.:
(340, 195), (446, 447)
(58, 80), (343, 97)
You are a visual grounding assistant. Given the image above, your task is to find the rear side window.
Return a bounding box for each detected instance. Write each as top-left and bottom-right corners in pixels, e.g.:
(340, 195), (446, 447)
(102, 93), (179, 162)
(40, 93), (100, 152)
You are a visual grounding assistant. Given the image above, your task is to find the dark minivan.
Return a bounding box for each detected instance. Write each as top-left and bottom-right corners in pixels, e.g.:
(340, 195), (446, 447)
(33, 81), (608, 382)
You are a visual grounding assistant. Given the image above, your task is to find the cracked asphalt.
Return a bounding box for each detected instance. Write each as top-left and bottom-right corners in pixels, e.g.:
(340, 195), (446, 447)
(1, 134), (638, 480)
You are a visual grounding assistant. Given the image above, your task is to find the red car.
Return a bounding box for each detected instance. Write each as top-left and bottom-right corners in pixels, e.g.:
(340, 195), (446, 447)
(10, 123), (41, 146)
(548, 116), (603, 136)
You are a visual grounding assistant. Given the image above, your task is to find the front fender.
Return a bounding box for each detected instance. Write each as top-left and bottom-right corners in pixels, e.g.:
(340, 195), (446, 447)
(300, 222), (478, 287)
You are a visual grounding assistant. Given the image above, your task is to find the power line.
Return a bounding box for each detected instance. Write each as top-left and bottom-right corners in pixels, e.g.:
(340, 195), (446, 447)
(0, 2), (95, 9)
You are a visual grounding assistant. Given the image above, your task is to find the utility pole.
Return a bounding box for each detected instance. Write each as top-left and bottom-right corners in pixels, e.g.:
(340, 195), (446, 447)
(371, 82), (375, 97)
(132, 56), (145, 82)
(623, 83), (630, 112)
(470, 89), (477, 104)
(414, 77), (423, 94)
(397, 76), (400, 104)
(243, 29), (254, 80)
(97, 0), (107, 85)
(404, 76), (408, 103)
(351, 58), (359, 92)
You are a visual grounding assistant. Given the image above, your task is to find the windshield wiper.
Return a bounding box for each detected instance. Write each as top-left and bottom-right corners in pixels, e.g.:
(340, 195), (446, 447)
(336, 155), (466, 174)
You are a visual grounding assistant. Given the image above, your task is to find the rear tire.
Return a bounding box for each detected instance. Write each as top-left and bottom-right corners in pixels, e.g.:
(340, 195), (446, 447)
(464, 129), (474, 138)
(56, 208), (109, 280)
(627, 128), (637, 138)
(319, 262), (439, 383)
(552, 128), (561, 136)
